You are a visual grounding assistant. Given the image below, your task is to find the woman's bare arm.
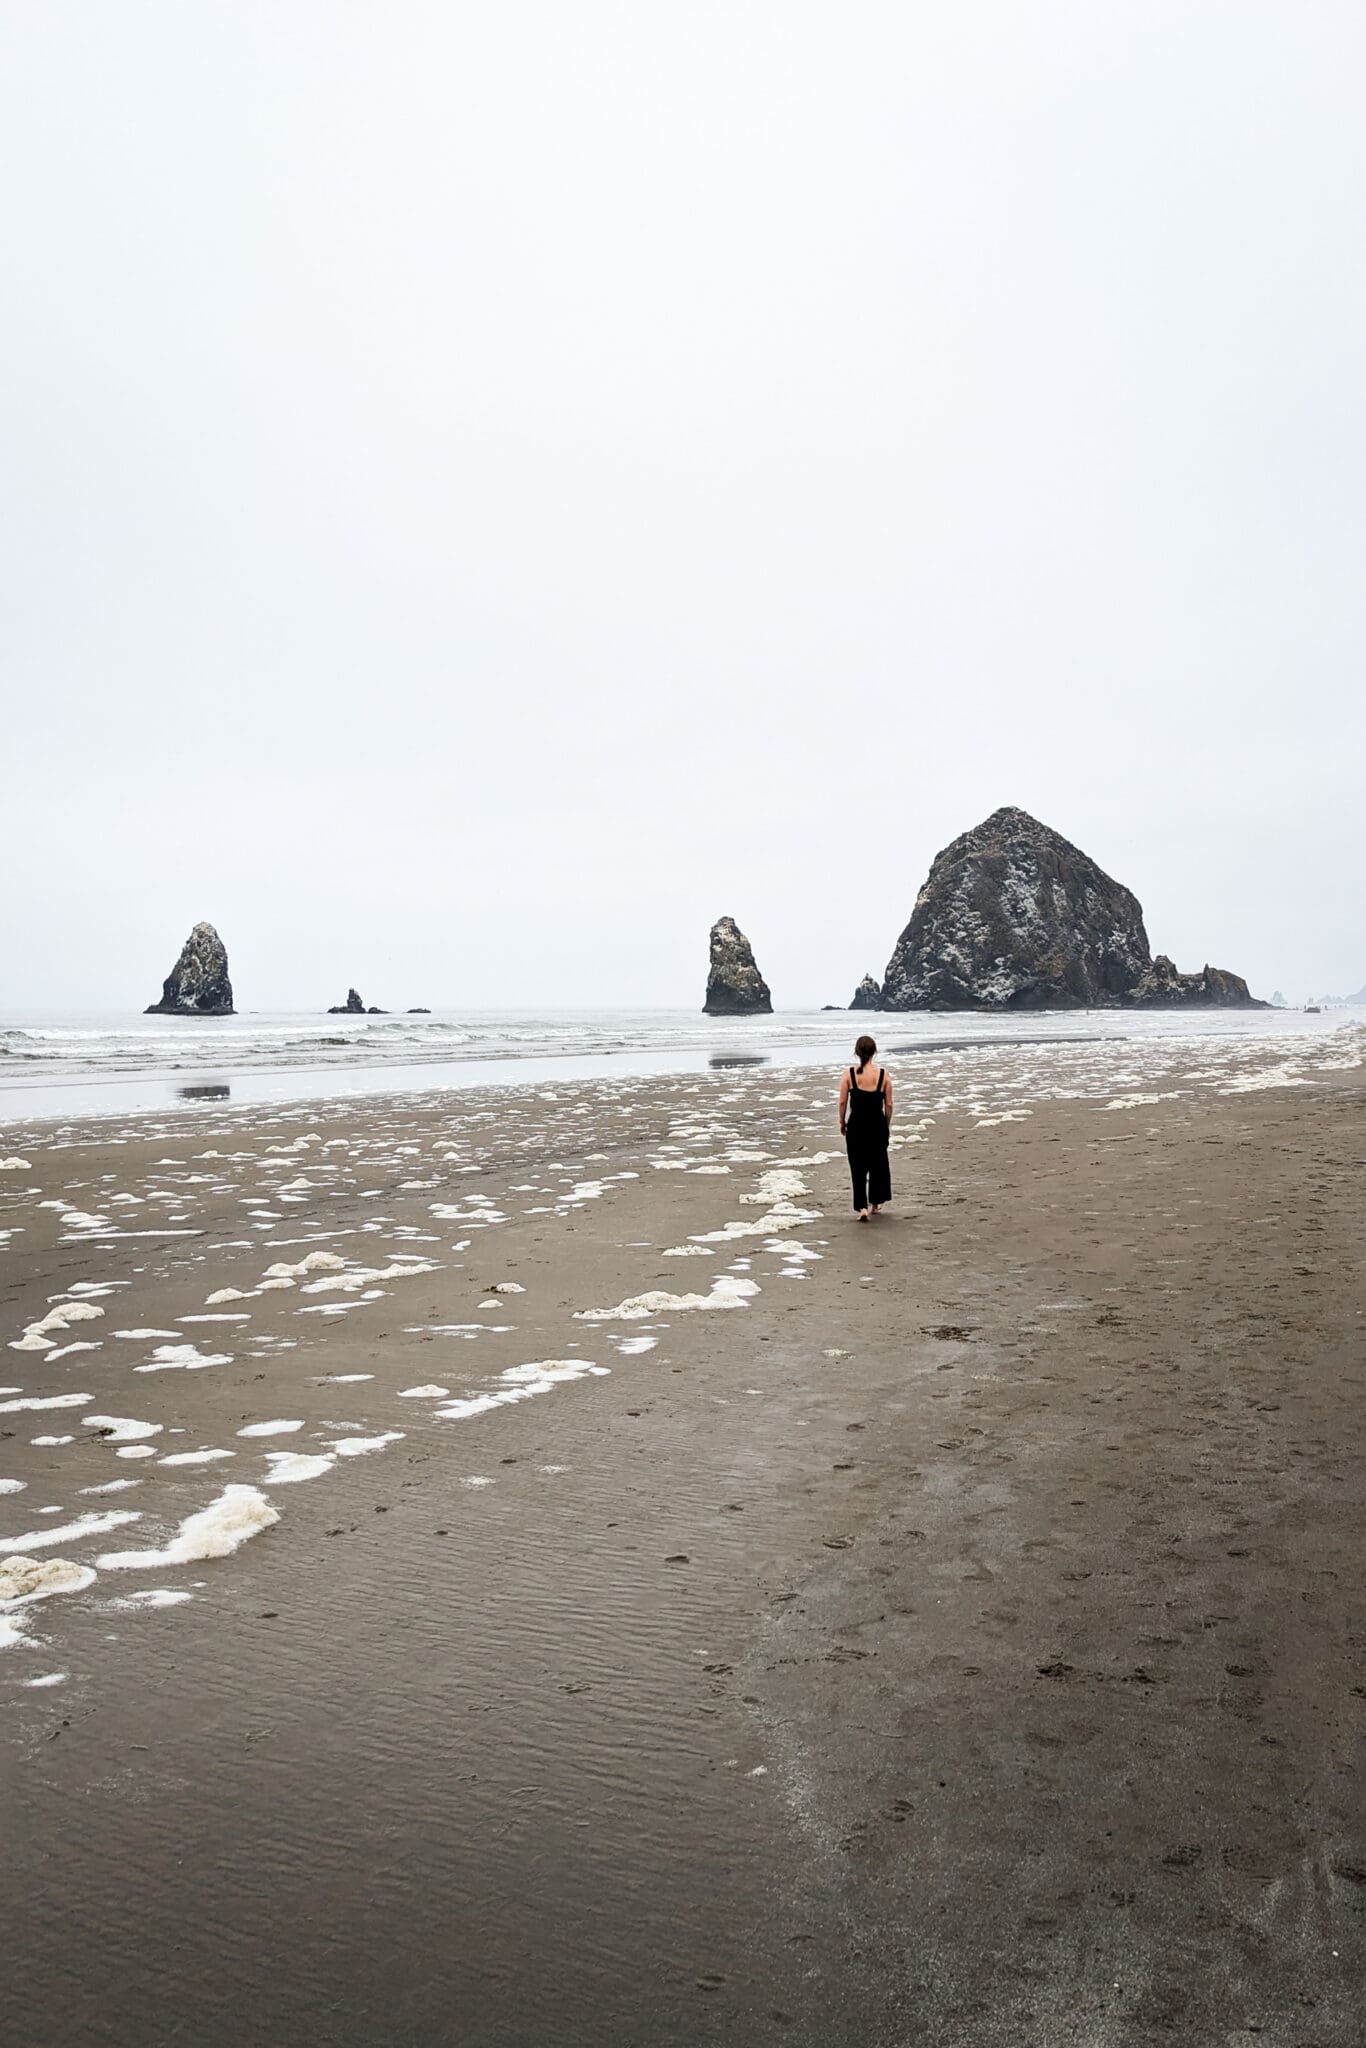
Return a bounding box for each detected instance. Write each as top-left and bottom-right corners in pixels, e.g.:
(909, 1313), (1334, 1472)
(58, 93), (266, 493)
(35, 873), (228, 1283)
(884, 1074), (894, 1130)
(838, 1069), (850, 1136)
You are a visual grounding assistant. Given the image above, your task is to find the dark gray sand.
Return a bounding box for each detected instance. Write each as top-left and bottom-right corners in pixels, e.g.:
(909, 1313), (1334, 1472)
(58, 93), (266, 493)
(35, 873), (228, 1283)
(3, 1045), (1364, 2046)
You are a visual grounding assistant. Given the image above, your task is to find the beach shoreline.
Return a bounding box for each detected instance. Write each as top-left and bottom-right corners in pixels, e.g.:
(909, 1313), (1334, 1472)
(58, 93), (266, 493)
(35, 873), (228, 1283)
(3, 1029), (1364, 2044)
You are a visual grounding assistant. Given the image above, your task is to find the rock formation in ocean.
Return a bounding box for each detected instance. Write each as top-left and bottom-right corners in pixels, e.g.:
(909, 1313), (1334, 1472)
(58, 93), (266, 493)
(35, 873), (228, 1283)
(328, 989), (365, 1014)
(850, 974), (882, 1011)
(704, 916), (772, 1015)
(407, 1007), (431, 1014)
(879, 806), (1263, 1010)
(145, 921), (234, 1016)
(1128, 956), (1260, 1007)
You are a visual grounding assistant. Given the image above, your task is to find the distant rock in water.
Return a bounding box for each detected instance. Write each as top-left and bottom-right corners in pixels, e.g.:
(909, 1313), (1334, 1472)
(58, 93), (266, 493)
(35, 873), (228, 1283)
(850, 974), (882, 1011)
(1129, 956), (1260, 1008)
(407, 1007), (431, 1014)
(704, 916), (772, 1015)
(879, 806), (1264, 1010)
(367, 1006), (388, 1015)
(328, 989), (365, 1014)
(145, 921), (234, 1017)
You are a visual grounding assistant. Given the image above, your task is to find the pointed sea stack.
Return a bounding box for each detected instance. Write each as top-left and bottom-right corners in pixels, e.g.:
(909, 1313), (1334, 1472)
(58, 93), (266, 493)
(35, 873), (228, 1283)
(328, 989), (366, 1014)
(145, 921), (235, 1016)
(850, 974), (882, 1011)
(879, 807), (1263, 1010)
(704, 916), (772, 1015)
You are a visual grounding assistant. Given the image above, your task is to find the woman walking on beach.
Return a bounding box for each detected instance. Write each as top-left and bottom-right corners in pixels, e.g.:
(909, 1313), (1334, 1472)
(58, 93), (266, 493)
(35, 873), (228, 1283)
(840, 1034), (893, 1222)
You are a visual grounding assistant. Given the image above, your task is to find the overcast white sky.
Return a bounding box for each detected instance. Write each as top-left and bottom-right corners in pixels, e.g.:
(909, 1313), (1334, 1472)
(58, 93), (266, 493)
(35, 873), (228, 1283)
(3, 2), (1362, 1010)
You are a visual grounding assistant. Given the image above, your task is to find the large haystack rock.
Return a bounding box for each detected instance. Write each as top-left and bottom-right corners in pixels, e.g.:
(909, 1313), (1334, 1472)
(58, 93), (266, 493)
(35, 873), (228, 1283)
(704, 916), (772, 1015)
(880, 808), (1151, 1010)
(145, 921), (234, 1016)
(879, 806), (1265, 1011)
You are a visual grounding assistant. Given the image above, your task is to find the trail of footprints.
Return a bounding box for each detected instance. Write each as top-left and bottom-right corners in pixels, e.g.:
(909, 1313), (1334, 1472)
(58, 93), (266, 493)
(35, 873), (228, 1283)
(1, 1024), (1361, 1690)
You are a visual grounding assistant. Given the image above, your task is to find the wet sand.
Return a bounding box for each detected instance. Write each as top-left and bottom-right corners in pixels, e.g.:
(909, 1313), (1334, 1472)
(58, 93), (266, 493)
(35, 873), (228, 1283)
(3, 1033), (1364, 2046)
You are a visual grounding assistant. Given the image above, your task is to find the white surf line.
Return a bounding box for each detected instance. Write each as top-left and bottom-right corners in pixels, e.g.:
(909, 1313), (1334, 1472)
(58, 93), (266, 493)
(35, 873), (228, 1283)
(97, 1486), (278, 1569)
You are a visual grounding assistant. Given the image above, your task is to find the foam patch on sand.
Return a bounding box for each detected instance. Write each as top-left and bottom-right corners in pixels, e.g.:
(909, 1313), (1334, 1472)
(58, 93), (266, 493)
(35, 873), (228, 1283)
(301, 1259), (438, 1295)
(0, 1511), (140, 1556)
(0, 1479), (25, 1495)
(325, 1433), (404, 1458)
(134, 1344), (232, 1374)
(97, 1485), (278, 1569)
(399, 1384), (451, 1398)
(574, 1276), (759, 1321)
(263, 1452), (335, 1483)
(436, 1358), (607, 1422)
(106, 1588), (193, 1610)
(10, 1299), (105, 1352)
(0, 1556), (98, 1604)
(83, 1415), (161, 1443)
(738, 1170), (810, 1205)
(237, 1420), (304, 1438)
(0, 1393), (91, 1414)
(159, 1449), (235, 1467)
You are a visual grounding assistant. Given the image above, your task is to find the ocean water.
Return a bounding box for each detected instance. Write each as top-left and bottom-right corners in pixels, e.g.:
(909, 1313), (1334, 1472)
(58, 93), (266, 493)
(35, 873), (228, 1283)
(0, 1003), (1355, 1125)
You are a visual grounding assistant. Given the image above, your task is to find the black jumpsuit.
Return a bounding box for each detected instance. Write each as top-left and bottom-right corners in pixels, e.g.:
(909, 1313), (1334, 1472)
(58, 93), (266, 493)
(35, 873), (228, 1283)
(845, 1065), (891, 1212)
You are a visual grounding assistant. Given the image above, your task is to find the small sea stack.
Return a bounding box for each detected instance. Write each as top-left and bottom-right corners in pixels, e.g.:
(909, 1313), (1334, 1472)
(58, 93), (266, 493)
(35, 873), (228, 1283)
(850, 974), (882, 1011)
(704, 916), (773, 1015)
(328, 989), (365, 1015)
(145, 921), (234, 1017)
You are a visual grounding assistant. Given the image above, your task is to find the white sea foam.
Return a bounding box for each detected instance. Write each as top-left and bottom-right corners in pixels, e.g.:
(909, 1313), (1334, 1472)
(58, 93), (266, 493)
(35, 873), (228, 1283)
(107, 1588), (193, 1610)
(435, 1358), (607, 1422)
(83, 1415), (161, 1443)
(0, 1556), (98, 1604)
(325, 1433), (404, 1458)
(574, 1276), (759, 1321)
(236, 1420), (304, 1438)
(159, 1449), (235, 1467)
(0, 1479), (25, 1495)
(0, 1511), (140, 1555)
(263, 1452), (335, 1483)
(98, 1485), (278, 1569)
(0, 1393), (91, 1414)
(134, 1344), (232, 1374)
(399, 1384), (451, 1398)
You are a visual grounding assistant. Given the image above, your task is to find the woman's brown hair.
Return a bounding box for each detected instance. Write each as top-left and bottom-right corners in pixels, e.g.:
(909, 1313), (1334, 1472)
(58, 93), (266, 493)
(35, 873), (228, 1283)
(854, 1034), (877, 1073)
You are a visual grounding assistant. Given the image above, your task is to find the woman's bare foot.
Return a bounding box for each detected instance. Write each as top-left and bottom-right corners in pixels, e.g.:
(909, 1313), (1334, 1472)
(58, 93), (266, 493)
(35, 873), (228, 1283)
(870, 1205), (882, 1216)
(858, 1209), (870, 1223)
